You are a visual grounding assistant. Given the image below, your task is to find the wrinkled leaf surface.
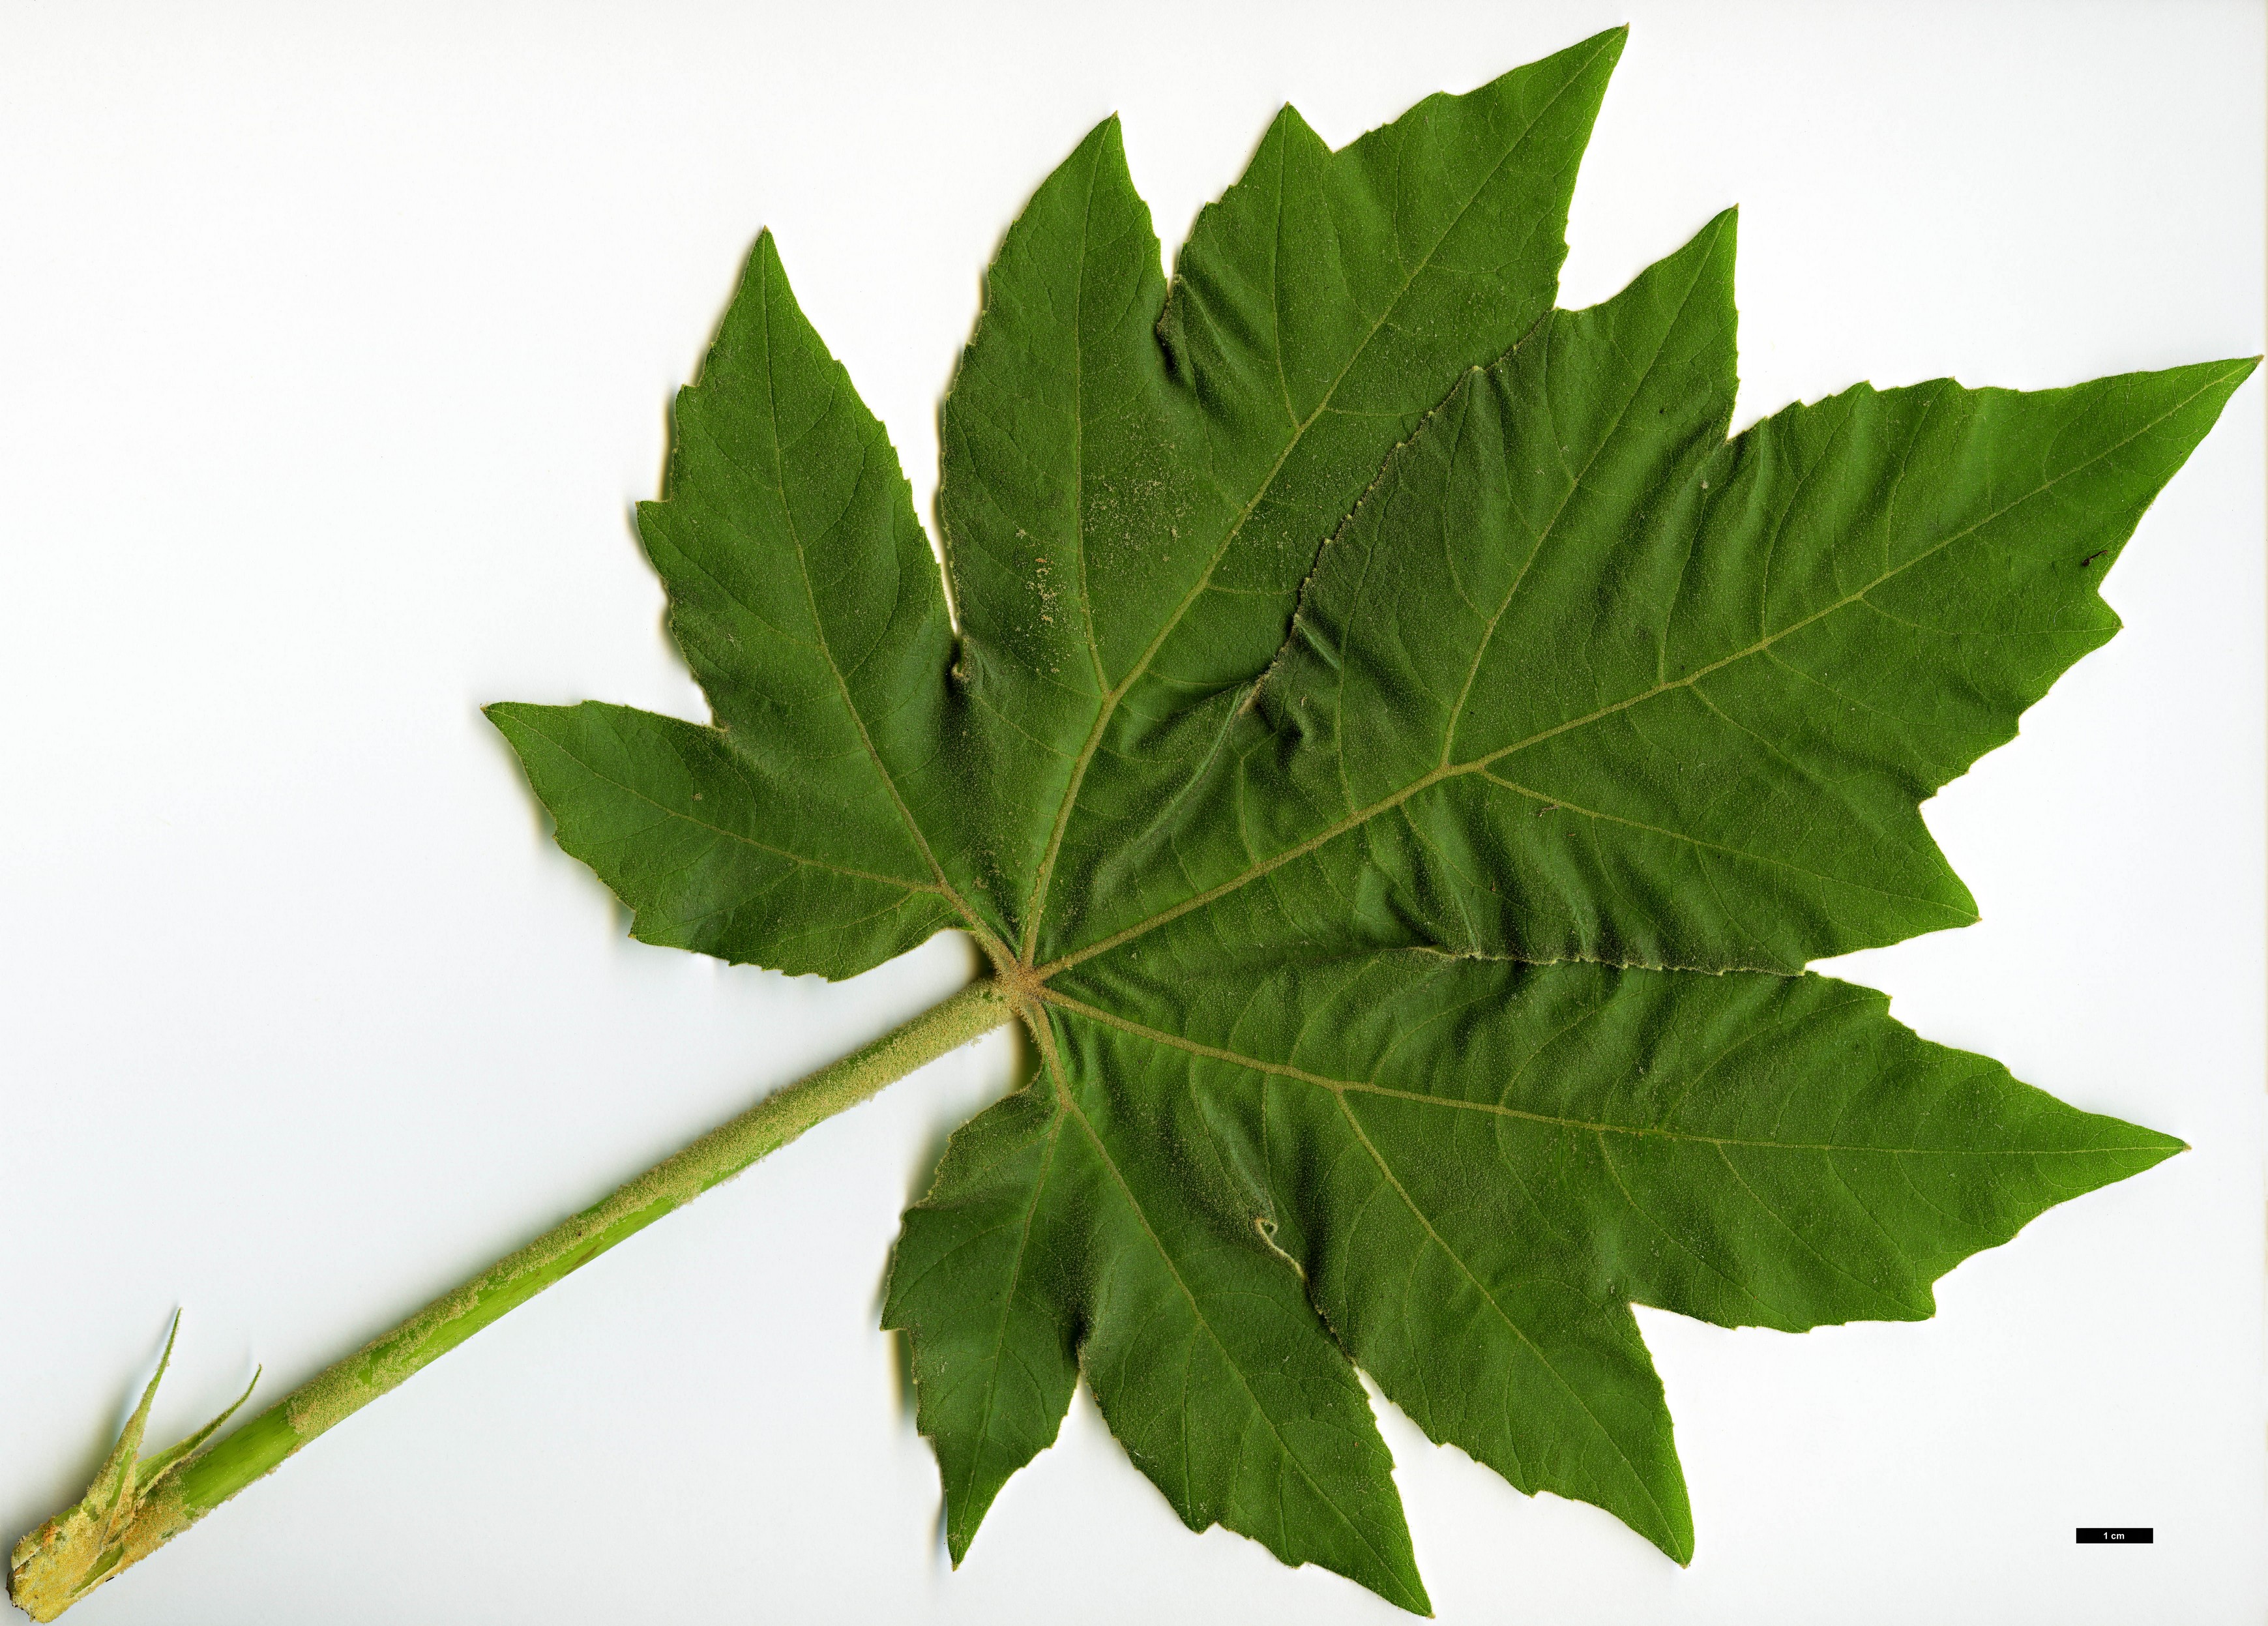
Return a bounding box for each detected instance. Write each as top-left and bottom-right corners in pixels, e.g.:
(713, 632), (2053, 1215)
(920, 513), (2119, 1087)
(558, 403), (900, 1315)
(491, 28), (2251, 1608)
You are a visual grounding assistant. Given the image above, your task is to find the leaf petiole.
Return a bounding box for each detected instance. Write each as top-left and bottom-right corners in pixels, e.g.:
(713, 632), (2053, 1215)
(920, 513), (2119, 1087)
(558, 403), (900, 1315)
(8, 977), (1014, 1621)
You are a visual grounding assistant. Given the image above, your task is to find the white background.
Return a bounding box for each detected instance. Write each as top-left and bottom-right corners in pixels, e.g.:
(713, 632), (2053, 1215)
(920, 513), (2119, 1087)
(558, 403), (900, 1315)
(1, 3), (2261, 1621)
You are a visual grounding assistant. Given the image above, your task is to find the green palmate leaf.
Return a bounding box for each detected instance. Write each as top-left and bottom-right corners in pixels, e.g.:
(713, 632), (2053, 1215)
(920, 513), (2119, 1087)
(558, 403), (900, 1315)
(490, 26), (2252, 1611)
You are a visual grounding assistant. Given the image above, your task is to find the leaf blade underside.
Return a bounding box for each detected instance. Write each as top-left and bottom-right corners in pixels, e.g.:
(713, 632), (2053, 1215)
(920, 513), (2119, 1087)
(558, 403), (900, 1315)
(1048, 213), (2255, 979)
(490, 228), (977, 979)
(937, 29), (1628, 962)
(492, 26), (2254, 1612)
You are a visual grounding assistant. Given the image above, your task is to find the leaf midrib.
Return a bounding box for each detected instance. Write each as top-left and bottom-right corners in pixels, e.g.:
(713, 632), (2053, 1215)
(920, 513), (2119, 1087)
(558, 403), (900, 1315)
(1435, 211), (1727, 765)
(1039, 990), (2174, 1158)
(746, 264), (990, 940)
(954, 1107), (1067, 1548)
(1014, 145), (1115, 960)
(517, 718), (947, 898)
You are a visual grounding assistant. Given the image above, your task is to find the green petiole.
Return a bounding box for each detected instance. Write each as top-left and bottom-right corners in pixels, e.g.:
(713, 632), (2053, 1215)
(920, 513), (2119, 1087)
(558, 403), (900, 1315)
(8, 978), (1014, 1622)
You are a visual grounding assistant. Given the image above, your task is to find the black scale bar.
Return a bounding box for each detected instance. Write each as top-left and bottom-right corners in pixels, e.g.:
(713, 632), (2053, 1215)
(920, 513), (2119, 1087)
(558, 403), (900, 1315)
(2076, 1528), (2153, 1544)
